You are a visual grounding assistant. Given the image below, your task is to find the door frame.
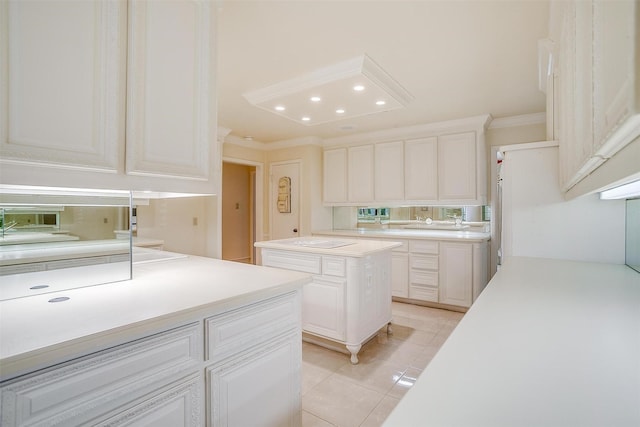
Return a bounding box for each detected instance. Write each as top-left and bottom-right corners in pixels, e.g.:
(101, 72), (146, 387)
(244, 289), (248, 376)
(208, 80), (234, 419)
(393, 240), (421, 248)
(269, 159), (301, 241)
(222, 157), (263, 264)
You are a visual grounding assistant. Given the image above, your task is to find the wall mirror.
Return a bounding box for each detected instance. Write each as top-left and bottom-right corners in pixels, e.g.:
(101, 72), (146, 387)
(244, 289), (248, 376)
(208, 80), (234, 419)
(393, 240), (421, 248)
(0, 186), (132, 300)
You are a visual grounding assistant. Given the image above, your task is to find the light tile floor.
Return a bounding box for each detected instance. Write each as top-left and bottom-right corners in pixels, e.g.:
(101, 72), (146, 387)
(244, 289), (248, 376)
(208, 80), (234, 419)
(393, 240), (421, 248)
(301, 302), (464, 427)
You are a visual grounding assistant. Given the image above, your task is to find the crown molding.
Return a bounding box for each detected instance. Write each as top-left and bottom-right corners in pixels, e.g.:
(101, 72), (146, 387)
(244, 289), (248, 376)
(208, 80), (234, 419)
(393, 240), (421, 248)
(488, 112), (546, 129)
(323, 114), (492, 147)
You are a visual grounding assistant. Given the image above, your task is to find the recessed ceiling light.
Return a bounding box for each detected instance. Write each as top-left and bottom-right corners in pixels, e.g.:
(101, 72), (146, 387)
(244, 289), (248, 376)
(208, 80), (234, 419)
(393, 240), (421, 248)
(275, 105), (286, 111)
(353, 85), (365, 92)
(376, 100), (386, 106)
(301, 116), (311, 122)
(310, 96), (321, 102)
(336, 109), (345, 114)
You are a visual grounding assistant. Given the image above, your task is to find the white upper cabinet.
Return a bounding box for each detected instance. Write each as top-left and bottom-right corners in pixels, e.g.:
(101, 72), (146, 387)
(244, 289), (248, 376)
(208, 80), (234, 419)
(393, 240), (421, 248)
(0, 0), (217, 194)
(348, 145), (374, 202)
(0, 0), (126, 172)
(404, 137), (438, 202)
(374, 141), (404, 201)
(323, 148), (348, 203)
(551, 0), (639, 195)
(126, 0), (213, 181)
(438, 132), (477, 202)
(322, 116), (489, 206)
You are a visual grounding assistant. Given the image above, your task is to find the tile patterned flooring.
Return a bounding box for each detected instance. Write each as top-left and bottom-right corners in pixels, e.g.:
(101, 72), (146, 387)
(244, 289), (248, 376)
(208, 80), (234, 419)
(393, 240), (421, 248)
(301, 302), (465, 427)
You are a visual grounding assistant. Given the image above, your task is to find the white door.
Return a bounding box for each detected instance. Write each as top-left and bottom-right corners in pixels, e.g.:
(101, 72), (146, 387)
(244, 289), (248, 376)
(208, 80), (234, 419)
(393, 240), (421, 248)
(270, 161), (300, 240)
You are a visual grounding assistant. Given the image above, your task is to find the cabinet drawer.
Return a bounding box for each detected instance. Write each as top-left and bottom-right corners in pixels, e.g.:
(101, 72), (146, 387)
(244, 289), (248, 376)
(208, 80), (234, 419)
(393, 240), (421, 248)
(205, 291), (300, 363)
(410, 254), (438, 270)
(262, 249), (321, 274)
(322, 256), (346, 277)
(409, 284), (438, 302)
(410, 270), (438, 287)
(1, 324), (201, 427)
(409, 240), (439, 254)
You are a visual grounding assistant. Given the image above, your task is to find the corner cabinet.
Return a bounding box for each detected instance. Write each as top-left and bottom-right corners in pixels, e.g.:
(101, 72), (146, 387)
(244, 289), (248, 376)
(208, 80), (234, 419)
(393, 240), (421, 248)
(0, 291), (302, 427)
(322, 116), (489, 206)
(0, 0), (218, 194)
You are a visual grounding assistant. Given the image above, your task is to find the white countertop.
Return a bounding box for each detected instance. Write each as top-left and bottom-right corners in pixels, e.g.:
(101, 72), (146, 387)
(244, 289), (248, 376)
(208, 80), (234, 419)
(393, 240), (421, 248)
(383, 257), (640, 426)
(313, 228), (491, 242)
(0, 255), (311, 381)
(254, 236), (401, 256)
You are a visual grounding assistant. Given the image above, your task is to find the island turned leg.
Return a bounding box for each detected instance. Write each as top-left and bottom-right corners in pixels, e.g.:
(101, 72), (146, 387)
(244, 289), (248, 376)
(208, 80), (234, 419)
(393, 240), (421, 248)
(387, 322), (393, 335)
(345, 344), (362, 364)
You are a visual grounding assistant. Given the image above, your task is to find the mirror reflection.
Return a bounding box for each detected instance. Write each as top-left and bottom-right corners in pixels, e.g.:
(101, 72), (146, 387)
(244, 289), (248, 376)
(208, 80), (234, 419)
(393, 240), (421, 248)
(0, 187), (132, 300)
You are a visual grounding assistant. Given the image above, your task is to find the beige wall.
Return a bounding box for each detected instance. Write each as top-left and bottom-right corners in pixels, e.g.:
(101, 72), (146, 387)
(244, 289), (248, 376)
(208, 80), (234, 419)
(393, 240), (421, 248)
(60, 206), (124, 240)
(266, 143), (332, 238)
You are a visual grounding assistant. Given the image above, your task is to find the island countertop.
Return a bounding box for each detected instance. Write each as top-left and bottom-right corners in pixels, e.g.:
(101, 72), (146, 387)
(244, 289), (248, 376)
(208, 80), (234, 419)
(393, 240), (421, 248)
(383, 256), (640, 426)
(0, 255), (311, 381)
(254, 236), (402, 256)
(312, 228), (491, 243)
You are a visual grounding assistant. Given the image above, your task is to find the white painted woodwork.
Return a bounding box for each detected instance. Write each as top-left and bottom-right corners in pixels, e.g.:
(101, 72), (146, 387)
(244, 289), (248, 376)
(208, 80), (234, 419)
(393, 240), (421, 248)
(0, 0), (126, 171)
(126, 0), (213, 180)
(0, 324), (202, 426)
(0, 0), (218, 193)
(258, 246), (393, 364)
(438, 132), (477, 202)
(207, 333), (301, 427)
(323, 148), (348, 203)
(322, 119), (488, 206)
(404, 137), (438, 201)
(315, 233), (489, 309)
(552, 0), (640, 195)
(0, 290), (303, 427)
(439, 242), (473, 307)
(347, 145), (375, 202)
(390, 240), (409, 298)
(374, 141), (405, 201)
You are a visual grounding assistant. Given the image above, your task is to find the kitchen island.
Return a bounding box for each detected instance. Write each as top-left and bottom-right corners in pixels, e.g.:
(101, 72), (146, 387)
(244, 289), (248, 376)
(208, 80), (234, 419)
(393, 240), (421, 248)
(0, 254), (311, 426)
(255, 237), (401, 363)
(383, 256), (640, 426)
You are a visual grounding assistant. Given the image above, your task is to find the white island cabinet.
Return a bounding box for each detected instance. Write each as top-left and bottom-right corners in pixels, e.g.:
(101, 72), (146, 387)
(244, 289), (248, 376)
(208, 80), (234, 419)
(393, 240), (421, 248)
(255, 237), (401, 364)
(0, 255), (310, 427)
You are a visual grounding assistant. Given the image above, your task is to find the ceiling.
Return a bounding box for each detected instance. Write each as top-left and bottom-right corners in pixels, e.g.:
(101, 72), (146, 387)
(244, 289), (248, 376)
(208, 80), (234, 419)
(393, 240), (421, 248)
(217, 0), (550, 144)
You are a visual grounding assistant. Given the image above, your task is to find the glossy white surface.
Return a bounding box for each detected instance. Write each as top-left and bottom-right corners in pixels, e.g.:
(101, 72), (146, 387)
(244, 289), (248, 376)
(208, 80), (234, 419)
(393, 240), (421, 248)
(313, 228), (491, 243)
(255, 236), (401, 256)
(0, 255), (310, 381)
(0, 239), (129, 266)
(383, 257), (640, 426)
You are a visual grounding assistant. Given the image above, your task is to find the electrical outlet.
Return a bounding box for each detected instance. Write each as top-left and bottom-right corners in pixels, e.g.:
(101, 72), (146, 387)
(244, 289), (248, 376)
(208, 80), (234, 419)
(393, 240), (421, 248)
(193, 217), (198, 226)
(103, 218), (108, 224)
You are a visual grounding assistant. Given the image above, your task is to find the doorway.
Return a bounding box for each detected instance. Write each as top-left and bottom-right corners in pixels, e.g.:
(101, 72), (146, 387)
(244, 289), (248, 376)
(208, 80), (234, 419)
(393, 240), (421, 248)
(222, 160), (261, 264)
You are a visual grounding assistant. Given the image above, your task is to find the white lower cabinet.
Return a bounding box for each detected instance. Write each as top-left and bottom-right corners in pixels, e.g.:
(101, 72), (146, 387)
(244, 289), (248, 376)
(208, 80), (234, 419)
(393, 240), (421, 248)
(0, 291), (302, 427)
(391, 251), (409, 298)
(439, 242), (473, 307)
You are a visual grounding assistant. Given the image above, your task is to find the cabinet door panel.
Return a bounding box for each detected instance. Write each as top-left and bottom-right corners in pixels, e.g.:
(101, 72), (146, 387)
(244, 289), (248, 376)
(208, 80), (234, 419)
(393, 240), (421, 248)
(375, 141), (404, 201)
(348, 145), (374, 202)
(303, 277), (345, 340)
(438, 132), (476, 201)
(391, 253), (409, 298)
(439, 242), (473, 307)
(207, 334), (301, 427)
(323, 148), (347, 203)
(96, 375), (202, 427)
(126, 0), (212, 180)
(1, 0), (125, 170)
(405, 137), (438, 201)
